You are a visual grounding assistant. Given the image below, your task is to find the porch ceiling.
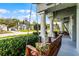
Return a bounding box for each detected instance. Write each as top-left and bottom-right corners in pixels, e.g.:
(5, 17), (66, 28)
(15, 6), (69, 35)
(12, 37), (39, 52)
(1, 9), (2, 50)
(45, 3), (76, 14)
(37, 3), (76, 14)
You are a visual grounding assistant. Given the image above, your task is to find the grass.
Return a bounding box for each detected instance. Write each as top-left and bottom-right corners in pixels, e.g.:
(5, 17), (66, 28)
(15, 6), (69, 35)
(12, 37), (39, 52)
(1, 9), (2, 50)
(19, 30), (37, 32)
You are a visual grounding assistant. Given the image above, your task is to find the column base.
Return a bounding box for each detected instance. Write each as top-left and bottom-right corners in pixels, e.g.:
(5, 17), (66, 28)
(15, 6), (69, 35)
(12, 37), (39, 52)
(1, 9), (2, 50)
(48, 33), (55, 37)
(39, 34), (48, 43)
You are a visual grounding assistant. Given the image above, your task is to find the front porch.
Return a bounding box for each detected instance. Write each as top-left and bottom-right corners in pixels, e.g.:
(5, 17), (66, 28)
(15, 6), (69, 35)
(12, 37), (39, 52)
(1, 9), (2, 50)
(34, 3), (79, 56)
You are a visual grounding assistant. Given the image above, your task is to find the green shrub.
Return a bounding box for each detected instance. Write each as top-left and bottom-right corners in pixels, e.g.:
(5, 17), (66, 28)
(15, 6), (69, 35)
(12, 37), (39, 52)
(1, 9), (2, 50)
(0, 34), (39, 56)
(33, 32), (40, 35)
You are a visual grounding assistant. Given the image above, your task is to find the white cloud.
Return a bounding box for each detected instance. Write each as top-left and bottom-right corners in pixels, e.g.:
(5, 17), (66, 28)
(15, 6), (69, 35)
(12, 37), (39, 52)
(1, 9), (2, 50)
(14, 9), (36, 14)
(26, 10), (31, 13)
(0, 9), (10, 14)
(14, 9), (31, 14)
(17, 15), (30, 20)
(16, 13), (36, 23)
(14, 9), (36, 20)
(18, 10), (25, 13)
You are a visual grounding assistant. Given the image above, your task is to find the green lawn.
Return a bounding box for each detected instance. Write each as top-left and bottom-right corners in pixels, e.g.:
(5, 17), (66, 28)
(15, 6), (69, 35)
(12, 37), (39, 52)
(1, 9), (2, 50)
(19, 30), (37, 32)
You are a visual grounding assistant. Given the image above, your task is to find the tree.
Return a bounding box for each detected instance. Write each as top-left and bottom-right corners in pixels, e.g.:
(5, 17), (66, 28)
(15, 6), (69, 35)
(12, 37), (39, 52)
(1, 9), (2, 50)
(5, 18), (18, 31)
(0, 18), (6, 24)
(0, 18), (20, 31)
(11, 18), (20, 30)
(34, 24), (40, 30)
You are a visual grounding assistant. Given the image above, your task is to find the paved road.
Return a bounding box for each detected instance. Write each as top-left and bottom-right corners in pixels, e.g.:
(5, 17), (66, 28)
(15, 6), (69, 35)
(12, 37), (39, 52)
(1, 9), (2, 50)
(0, 31), (33, 37)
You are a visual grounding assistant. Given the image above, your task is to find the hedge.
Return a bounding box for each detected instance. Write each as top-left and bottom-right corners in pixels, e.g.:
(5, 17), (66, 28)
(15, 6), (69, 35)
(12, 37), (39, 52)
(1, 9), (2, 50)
(0, 34), (39, 56)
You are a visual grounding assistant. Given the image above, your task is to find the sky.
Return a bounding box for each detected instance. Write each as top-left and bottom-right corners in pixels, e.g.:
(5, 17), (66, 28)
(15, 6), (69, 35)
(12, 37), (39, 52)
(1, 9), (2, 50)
(0, 3), (49, 24)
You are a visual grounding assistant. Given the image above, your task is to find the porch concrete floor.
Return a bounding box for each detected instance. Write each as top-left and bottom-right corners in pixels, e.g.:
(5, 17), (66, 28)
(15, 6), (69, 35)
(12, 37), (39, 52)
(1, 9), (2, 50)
(58, 35), (79, 56)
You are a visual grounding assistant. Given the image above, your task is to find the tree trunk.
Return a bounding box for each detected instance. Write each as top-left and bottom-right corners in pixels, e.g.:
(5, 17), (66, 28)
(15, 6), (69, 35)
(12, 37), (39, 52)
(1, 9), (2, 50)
(7, 27), (9, 31)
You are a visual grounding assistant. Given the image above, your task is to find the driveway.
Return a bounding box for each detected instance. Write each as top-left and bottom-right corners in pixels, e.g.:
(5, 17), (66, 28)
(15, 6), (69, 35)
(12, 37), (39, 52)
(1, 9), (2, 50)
(0, 31), (33, 37)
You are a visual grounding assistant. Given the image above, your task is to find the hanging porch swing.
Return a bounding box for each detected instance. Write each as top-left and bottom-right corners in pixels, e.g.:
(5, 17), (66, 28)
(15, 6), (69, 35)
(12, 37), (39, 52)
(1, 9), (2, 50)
(25, 3), (63, 56)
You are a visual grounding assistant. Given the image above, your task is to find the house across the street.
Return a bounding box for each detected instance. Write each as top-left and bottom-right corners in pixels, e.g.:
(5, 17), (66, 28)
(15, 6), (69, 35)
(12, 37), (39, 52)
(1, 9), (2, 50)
(18, 24), (27, 30)
(0, 24), (7, 31)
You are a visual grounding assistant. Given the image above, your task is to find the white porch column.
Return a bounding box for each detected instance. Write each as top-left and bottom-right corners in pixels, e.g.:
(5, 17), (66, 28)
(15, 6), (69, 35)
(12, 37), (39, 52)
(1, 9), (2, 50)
(69, 16), (73, 40)
(47, 13), (54, 37)
(59, 20), (63, 33)
(39, 11), (47, 43)
(77, 4), (79, 52)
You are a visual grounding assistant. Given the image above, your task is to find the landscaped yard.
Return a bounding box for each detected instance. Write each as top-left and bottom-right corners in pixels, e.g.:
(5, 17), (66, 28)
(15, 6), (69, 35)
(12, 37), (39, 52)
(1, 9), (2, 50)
(0, 28), (60, 56)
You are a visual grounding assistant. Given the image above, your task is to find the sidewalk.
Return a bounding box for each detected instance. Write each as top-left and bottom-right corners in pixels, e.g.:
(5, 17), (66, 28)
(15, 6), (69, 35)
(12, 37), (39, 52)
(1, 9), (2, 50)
(0, 31), (33, 37)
